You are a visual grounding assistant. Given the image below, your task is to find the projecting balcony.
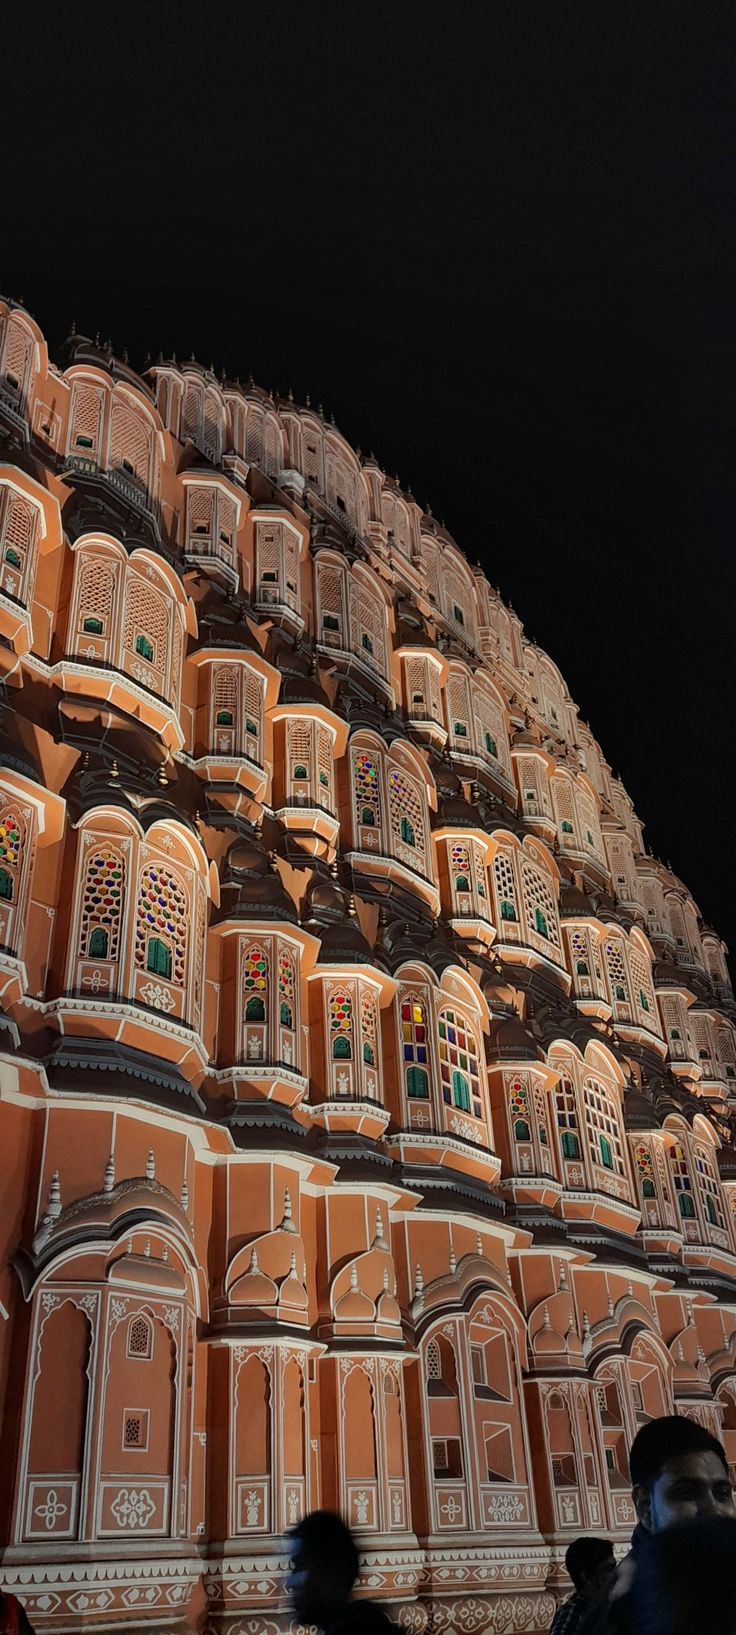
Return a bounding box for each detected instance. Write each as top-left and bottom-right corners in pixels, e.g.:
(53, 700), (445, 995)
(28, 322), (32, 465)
(252, 578), (304, 636)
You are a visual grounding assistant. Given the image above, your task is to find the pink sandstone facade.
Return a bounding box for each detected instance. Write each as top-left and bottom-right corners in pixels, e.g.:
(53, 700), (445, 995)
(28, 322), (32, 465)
(0, 296), (736, 1635)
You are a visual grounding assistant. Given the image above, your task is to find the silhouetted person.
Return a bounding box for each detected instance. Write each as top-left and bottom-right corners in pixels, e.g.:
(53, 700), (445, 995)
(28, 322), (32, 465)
(577, 1415), (735, 1635)
(286, 1511), (396, 1635)
(0, 1589), (35, 1635)
(629, 1516), (736, 1635)
(550, 1538), (616, 1635)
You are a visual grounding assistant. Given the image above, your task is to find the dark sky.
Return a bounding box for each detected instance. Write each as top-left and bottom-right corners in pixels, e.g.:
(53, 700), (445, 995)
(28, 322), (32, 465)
(4, 3), (735, 952)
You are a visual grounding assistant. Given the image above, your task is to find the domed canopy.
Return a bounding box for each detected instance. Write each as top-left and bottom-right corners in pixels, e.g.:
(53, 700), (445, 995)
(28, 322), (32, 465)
(623, 1086), (659, 1131)
(216, 831), (297, 923)
(493, 1016), (540, 1061)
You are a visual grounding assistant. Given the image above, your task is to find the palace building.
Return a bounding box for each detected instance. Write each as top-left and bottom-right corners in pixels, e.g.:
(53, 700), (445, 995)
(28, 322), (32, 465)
(1, 295), (736, 1635)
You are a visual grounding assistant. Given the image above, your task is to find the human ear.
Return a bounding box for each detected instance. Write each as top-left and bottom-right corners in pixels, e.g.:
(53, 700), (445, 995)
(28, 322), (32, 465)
(632, 1483), (652, 1531)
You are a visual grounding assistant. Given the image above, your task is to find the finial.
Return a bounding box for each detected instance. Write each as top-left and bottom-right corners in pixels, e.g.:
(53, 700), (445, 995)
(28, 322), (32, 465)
(94, 331), (100, 346)
(42, 1170), (62, 1229)
(305, 392), (311, 407)
(318, 402), (324, 418)
(383, 1267), (390, 1290)
(70, 318), (77, 335)
(110, 759), (119, 780)
(476, 1232), (483, 1256)
(181, 1176), (189, 1211)
(104, 1153), (115, 1193)
(415, 1263), (424, 1296)
(559, 1262), (568, 1291)
(583, 1310), (591, 1337)
(158, 761), (168, 787)
(627, 1280), (634, 1299)
(347, 893), (357, 919)
(82, 751), (90, 770)
(281, 1188), (296, 1233)
(122, 347), (129, 364)
(608, 1293), (615, 1318)
(373, 1207), (388, 1249)
(350, 1262), (358, 1289)
(288, 386), (294, 402)
(146, 1149), (156, 1181)
(677, 1340), (685, 1362)
(449, 1245), (457, 1275)
(144, 1239), (151, 1258)
(289, 1249), (298, 1275)
(163, 1243), (169, 1262)
(543, 1304), (551, 1328)
(250, 1246), (260, 1273)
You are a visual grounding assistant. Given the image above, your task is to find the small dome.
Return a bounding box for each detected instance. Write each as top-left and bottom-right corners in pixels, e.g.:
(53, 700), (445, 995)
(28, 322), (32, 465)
(317, 914), (373, 965)
(559, 879), (596, 918)
(217, 833), (297, 923)
(717, 1144), (736, 1180)
(436, 792), (480, 829)
(623, 1087), (658, 1131)
(493, 1017), (540, 1061)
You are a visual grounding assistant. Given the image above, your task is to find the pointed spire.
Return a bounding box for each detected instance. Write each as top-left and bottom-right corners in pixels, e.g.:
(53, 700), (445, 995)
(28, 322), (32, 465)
(103, 1153), (115, 1193)
(146, 1149), (155, 1181)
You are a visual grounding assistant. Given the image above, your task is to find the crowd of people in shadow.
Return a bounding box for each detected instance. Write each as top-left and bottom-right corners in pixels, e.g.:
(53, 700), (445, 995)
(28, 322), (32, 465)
(1, 1415), (734, 1635)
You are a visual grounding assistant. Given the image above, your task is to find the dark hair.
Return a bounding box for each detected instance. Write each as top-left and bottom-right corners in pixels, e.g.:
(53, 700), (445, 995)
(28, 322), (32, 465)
(629, 1414), (729, 1490)
(564, 1536), (615, 1590)
(631, 1518), (736, 1635)
(288, 1510), (360, 1590)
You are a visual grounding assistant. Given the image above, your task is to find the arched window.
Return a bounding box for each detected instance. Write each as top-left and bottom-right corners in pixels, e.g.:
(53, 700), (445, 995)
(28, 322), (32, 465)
(361, 992), (378, 1067)
(669, 1143), (696, 1219)
(583, 1077), (624, 1177)
(388, 764), (427, 870)
(521, 859), (560, 949)
(278, 949), (296, 1030)
(127, 1314), (153, 1359)
(493, 852), (518, 926)
(330, 992), (353, 1059)
(510, 1079), (532, 1143)
(555, 1079), (581, 1161)
(635, 1146), (656, 1200)
(0, 806), (23, 906)
(438, 1008), (482, 1120)
(695, 1146), (724, 1229)
(0, 485), (39, 606)
(79, 844), (125, 963)
(353, 750), (382, 834)
(134, 863), (188, 987)
(243, 944), (268, 1020)
(400, 994), (430, 1102)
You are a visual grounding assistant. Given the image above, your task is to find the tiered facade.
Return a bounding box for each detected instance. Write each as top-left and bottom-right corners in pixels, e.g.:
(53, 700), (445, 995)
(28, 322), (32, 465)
(1, 297), (736, 1635)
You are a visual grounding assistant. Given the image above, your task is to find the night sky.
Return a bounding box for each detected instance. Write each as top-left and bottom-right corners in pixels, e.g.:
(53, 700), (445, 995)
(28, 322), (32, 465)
(4, 3), (735, 954)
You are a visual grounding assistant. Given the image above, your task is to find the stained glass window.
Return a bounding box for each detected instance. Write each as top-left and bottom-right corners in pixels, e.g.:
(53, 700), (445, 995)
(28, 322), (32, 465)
(438, 1008), (482, 1120)
(243, 944), (268, 1022)
(0, 808), (22, 903)
(555, 1079), (581, 1163)
(354, 752), (381, 832)
(401, 993), (430, 1105)
(330, 991), (353, 1059)
(361, 992), (378, 1067)
(278, 948), (295, 1029)
(636, 1146), (656, 1200)
(135, 864), (188, 986)
(510, 1078), (531, 1142)
(80, 845), (125, 962)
